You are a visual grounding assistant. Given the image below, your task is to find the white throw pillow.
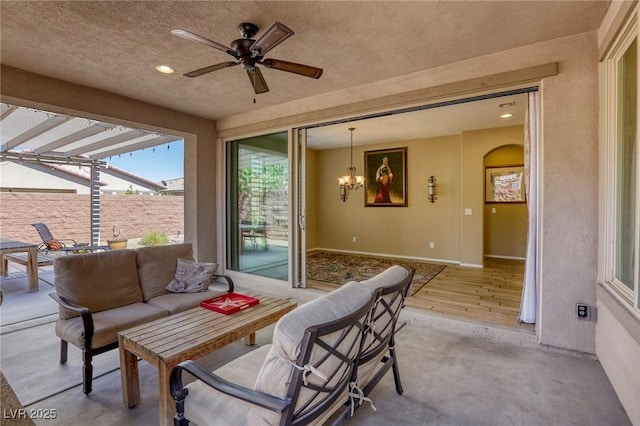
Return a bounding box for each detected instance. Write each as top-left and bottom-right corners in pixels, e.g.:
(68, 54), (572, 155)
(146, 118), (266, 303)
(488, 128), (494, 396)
(165, 258), (217, 293)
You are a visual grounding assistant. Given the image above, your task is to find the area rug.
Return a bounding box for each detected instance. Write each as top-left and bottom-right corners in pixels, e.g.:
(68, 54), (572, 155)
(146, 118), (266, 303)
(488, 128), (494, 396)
(306, 252), (447, 297)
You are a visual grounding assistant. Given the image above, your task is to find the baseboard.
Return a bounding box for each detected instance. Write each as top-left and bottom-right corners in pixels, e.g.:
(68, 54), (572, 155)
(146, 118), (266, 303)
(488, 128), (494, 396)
(459, 263), (484, 268)
(485, 255), (526, 261)
(309, 247), (459, 265)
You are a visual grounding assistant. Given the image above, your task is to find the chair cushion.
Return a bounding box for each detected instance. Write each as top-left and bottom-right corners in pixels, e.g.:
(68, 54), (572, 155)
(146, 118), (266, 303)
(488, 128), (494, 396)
(166, 258), (217, 293)
(250, 282), (374, 425)
(54, 249), (142, 319)
(47, 239), (64, 250)
(136, 243), (194, 301)
(55, 302), (168, 349)
(358, 265), (410, 385)
(359, 265), (410, 292)
(147, 289), (226, 315)
(184, 345), (272, 426)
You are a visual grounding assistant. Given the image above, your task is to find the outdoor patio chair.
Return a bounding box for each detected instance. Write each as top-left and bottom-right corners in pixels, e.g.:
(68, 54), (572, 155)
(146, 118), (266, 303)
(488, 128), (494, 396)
(241, 220), (257, 251)
(170, 282), (379, 426)
(343, 266), (415, 416)
(31, 223), (110, 253)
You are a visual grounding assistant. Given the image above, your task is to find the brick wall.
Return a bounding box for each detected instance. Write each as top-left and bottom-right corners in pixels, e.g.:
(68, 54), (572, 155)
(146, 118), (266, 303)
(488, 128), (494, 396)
(0, 192), (184, 245)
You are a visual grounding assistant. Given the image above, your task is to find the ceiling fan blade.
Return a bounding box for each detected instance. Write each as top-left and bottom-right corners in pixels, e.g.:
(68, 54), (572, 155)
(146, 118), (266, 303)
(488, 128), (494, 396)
(183, 62), (239, 78)
(250, 22), (294, 57)
(246, 67), (269, 94)
(171, 29), (239, 58)
(261, 58), (323, 79)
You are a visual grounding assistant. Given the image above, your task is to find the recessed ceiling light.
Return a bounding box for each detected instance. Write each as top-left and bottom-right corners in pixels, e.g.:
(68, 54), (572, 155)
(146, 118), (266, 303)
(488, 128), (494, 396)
(155, 65), (175, 74)
(500, 113), (513, 119)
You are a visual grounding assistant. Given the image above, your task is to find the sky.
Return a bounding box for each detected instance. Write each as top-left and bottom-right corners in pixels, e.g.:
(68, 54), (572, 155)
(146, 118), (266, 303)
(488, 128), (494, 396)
(105, 140), (184, 182)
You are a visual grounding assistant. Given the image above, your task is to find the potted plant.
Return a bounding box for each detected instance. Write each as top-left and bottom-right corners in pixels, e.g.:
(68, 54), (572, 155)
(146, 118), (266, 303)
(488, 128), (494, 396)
(138, 230), (170, 246)
(107, 224), (128, 250)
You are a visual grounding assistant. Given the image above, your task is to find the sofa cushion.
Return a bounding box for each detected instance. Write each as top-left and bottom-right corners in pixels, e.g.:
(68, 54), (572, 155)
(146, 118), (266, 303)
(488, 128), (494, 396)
(250, 282), (374, 425)
(166, 258), (217, 293)
(136, 243), (194, 302)
(55, 302), (168, 349)
(147, 289), (227, 315)
(54, 249), (142, 319)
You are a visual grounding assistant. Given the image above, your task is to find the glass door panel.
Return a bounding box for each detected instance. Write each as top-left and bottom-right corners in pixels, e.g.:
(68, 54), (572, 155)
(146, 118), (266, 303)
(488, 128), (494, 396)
(226, 132), (289, 280)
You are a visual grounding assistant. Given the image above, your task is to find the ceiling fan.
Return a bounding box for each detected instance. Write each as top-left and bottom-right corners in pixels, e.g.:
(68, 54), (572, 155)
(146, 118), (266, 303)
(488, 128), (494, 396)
(171, 22), (323, 95)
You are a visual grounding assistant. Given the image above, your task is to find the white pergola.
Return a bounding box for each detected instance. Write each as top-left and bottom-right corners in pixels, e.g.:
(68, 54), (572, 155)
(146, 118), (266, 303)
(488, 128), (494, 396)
(0, 103), (182, 245)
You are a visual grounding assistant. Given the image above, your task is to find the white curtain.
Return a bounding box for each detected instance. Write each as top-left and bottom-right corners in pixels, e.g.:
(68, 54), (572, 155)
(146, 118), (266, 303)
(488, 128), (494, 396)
(519, 91), (539, 324)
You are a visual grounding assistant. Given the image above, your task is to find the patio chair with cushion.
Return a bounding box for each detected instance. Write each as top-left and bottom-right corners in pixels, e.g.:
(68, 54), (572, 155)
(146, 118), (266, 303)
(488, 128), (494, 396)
(31, 223), (110, 253)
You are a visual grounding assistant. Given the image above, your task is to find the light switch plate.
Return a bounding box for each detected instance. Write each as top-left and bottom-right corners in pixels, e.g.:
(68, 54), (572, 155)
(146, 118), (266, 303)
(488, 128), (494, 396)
(464, 209), (472, 215)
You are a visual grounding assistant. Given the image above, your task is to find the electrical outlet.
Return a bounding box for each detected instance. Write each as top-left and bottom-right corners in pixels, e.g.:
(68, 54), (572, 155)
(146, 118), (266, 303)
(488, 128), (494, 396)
(352, 236), (357, 243)
(464, 208), (473, 216)
(429, 242), (435, 249)
(576, 303), (591, 320)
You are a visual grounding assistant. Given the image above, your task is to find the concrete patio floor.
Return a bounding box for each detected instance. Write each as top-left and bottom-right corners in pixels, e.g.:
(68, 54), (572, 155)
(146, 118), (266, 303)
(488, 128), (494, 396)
(0, 265), (631, 425)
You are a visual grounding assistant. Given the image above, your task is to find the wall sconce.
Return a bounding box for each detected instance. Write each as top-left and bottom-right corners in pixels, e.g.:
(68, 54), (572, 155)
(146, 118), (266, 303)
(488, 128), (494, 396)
(428, 176), (437, 203)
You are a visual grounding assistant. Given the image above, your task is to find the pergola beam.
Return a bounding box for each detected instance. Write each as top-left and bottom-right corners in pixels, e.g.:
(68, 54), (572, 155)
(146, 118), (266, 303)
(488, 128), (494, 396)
(1, 115), (69, 151)
(90, 135), (181, 159)
(63, 129), (145, 157)
(34, 123), (115, 155)
(0, 151), (99, 167)
(0, 104), (18, 121)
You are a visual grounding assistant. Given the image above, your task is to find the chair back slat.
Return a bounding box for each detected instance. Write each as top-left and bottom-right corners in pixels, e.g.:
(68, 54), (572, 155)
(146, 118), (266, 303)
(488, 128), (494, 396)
(284, 291), (376, 426)
(359, 267), (414, 365)
(32, 223), (55, 243)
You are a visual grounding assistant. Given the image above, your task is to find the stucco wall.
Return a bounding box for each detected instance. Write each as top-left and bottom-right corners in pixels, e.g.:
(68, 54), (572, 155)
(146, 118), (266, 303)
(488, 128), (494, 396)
(218, 32), (601, 355)
(595, 3), (640, 425)
(0, 192), (183, 245)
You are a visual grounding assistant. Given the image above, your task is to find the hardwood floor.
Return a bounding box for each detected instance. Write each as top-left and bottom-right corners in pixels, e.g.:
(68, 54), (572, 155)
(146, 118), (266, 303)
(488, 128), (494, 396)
(406, 257), (534, 330)
(307, 256), (534, 331)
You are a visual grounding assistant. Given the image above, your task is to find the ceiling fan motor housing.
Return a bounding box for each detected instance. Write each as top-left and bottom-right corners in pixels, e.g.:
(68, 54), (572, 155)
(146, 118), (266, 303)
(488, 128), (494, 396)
(238, 22), (259, 39)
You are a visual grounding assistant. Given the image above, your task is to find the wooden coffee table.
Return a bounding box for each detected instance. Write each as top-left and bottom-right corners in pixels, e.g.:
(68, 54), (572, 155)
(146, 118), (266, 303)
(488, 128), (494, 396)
(118, 291), (297, 426)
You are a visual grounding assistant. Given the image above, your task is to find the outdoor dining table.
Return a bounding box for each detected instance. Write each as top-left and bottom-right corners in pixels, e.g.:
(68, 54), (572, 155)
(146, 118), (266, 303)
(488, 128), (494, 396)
(0, 238), (39, 292)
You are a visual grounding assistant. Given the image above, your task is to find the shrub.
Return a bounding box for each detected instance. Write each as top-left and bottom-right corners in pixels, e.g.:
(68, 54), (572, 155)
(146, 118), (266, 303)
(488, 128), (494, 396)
(139, 230), (170, 246)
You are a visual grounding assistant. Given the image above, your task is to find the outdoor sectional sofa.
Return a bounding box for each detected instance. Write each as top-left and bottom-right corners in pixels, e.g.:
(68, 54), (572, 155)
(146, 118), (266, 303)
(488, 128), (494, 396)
(170, 265), (415, 425)
(50, 243), (233, 395)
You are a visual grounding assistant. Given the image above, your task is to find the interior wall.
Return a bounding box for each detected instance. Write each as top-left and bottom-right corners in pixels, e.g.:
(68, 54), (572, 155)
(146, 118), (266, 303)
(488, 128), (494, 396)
(311, 125), (524, 264)
(305, 148), (318, 249)
(460, 126), (526, 266)
(483, 145), (528, 259)
(313, 133), (461, 262)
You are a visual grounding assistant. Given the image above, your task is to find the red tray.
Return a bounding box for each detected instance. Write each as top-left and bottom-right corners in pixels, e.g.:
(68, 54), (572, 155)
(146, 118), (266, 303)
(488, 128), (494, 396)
(200, 292), (260, 315)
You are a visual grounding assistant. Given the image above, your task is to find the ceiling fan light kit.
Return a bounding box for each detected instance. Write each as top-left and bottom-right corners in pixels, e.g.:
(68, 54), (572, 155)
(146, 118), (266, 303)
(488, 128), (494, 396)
(171, 22), (323, 96)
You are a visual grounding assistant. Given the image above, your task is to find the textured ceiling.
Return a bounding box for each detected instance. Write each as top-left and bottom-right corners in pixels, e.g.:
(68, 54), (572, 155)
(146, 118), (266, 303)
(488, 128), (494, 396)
(0, 1), (610, 122)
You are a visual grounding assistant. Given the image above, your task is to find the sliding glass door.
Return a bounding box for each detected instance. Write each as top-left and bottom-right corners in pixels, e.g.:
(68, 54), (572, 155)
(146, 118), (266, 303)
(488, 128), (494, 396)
(226, 132), (289, 280)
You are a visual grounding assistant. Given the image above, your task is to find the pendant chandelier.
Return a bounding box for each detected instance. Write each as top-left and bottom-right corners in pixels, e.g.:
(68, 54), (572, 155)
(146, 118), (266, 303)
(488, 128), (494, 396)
(338, 127), (365, 202)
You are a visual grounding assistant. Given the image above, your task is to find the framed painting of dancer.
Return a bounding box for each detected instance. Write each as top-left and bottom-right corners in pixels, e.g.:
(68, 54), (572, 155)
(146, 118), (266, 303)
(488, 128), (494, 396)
(364, 147), (407, 207)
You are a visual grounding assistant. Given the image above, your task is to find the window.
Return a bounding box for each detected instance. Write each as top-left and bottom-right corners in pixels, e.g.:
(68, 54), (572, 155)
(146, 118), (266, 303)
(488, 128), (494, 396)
(607, 15), (640, 311)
